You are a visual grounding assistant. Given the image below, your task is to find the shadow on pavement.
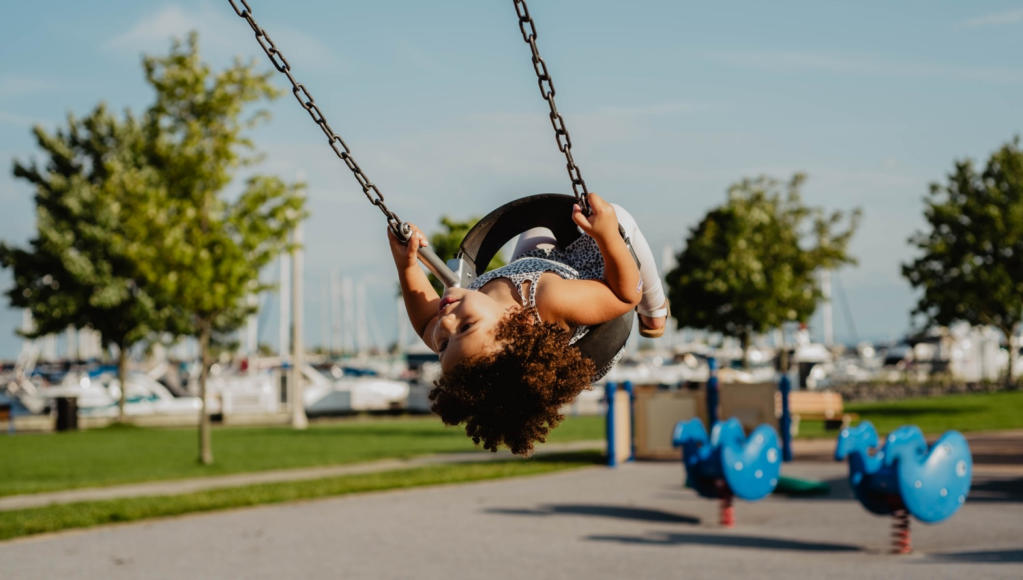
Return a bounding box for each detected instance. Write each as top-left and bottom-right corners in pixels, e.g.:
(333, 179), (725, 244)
(486, 504), (700, 524)
(786, 472), (1023, 504)
(964, 476), (1023, 503)
(587, 531), (861, 552)
(926, 549), (1023, 563)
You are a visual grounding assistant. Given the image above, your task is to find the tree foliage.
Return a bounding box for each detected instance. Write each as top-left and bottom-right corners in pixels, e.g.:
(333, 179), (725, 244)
(902, 137), (1023, 384)
(0, 105), (183, 419)
(427, 215), (506, 294)
(1, 32), (305, 461)
(665, 174), (860, 360)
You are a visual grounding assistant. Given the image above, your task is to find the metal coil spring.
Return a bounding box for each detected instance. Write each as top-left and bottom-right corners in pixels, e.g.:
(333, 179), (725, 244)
(720, 494), (735, 528)
(891, 509), (911, 554)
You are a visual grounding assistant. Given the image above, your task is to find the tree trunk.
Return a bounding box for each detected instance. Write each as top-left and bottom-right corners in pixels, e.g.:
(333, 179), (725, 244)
(117, 344), (128, 423)
(198, 319), (213, 465)
(778, 329), (790, 375)
(740, 329), (751, 370)
(1003, 326), (1017, 388)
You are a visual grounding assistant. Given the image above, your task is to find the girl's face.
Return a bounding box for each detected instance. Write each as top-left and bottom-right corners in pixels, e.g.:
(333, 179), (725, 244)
(431, 286), (515, 373)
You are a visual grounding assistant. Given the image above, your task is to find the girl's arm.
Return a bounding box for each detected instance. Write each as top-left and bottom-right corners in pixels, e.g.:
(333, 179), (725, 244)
(536, 276), (639, 327)
(387, 226), (441, 348)
(572, 193), (642, 306)
(536, 193), (642, 326)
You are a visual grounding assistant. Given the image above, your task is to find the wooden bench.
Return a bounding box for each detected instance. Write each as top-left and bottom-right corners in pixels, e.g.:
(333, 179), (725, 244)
(776, 390), (857, 431)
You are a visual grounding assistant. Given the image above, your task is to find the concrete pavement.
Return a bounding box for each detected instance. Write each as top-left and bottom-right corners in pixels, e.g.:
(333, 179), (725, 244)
(1, 459), (1021, 579)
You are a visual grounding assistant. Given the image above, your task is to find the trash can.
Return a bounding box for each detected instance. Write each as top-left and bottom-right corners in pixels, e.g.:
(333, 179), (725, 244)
(0, 401), (11, 434)
(797, 361), (816, 390)
(55, 396), (79, 431)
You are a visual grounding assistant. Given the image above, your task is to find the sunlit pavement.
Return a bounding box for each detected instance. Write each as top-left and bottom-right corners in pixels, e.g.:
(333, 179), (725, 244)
(2, 458), (1020, 579)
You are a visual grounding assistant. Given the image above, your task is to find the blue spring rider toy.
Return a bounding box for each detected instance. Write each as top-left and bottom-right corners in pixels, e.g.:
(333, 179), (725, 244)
(834, 421), (972, 553)
(672, 417), (782, 527)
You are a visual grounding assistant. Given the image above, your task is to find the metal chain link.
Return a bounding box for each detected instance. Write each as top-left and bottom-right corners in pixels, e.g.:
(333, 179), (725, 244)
(512, 0), (591, 213)
(226, 0), (403, 232)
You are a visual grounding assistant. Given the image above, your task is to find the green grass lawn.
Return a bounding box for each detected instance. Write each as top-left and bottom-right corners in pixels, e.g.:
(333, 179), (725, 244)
(795, 389), (1023, 438)
(0, 451), (603, 541)
(0, 415), (605, 497)
(4, 390), (1020, 498)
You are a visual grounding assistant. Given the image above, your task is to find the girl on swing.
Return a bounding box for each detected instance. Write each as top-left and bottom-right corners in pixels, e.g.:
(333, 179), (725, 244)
(388, 192), (669, 455)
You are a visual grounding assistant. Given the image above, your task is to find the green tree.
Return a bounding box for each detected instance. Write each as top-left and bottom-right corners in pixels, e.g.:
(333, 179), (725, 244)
(140, 34), (306, 464)
(427, 216), (505, 294)
(665, 174), (860, 366)
(902, 138), (1023, 386)
(0, 104), (184, 421)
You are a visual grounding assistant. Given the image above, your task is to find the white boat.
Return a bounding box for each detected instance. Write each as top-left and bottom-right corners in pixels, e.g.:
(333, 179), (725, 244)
(203, 371), (280, 415)
(302, 364), (411, 415)
(41, 369), (202, 418)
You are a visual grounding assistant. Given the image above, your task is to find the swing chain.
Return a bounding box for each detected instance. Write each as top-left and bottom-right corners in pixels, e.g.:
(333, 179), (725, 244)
(512, 0), (591, 214)
(227, 0), (403, 234)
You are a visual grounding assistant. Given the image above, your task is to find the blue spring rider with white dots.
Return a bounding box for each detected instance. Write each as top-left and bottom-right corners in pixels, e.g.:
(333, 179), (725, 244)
(834, 421), (972, 553)
(672, 417), (782, 526)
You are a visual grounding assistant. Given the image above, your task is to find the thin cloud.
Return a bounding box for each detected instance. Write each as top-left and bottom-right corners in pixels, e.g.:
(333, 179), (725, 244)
(962, 8), (1023, 28)
(104, 3), (341, 70)
(0, 111), (42, 128)
(104, 5), (195, 53)
(710, 50), (1023, 84)
(594, 102), (713, 117)
(0, 76), (55, 98)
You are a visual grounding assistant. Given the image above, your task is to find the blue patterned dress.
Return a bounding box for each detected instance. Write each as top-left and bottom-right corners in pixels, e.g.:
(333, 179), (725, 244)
(468, 234), (623, 380)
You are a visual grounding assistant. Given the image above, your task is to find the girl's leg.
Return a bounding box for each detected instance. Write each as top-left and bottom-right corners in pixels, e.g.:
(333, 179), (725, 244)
(512, 227), (558, 260)
(610, 203), (668, 317)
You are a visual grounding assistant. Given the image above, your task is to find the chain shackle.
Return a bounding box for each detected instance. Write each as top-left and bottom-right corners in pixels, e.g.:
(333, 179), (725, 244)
(512, 0), (591, 214)
(226, 0), (403, 227)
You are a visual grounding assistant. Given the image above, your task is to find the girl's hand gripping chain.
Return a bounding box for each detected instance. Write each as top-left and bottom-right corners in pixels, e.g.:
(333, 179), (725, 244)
(391, 222), (460, 288)
(388, 224), (442, 340)
(571, 192), (621, 244)
(388, 223), (429, 272)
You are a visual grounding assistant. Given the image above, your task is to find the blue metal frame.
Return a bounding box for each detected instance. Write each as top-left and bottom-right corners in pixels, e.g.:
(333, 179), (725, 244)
(778, 373), (793, 462)
(625, 381), (635, 462)
(706, 357), (719, 428)
(605, 382), (617, 466)
(604, 381), (635, 467)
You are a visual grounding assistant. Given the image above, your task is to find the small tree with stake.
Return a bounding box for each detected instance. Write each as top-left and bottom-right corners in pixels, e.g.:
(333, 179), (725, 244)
(140, 33), (306, 464)
(902, 138), (1023, 387)
(665, 174), (859, 368)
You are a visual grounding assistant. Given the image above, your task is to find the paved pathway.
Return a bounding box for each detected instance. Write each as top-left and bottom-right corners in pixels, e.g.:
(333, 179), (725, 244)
(2, 431), (1020, 579)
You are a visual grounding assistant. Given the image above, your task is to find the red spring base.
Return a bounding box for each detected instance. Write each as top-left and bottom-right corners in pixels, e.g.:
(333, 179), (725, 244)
(720, 494), (735, 528)
(891, 509), (911, 554)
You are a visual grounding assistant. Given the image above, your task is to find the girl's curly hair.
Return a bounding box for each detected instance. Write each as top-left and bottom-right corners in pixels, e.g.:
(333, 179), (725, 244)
(429, 307), (596, 455)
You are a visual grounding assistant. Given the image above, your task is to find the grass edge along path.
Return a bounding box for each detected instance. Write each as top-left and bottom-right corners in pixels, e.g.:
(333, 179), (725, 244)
(0, 451), (602, 542)
(0, 415), (606, 497)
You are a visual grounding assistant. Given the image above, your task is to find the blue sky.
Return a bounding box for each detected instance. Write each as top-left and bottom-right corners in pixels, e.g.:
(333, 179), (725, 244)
(1, 1), (1021, 358)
